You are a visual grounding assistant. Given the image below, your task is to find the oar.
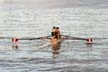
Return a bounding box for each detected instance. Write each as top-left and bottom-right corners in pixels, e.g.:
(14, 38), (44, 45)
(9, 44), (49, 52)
(61, 35), (93, 43)
(0, 35), (51, 43)
(61, 35), (86, 40)
(19, 35), (51, 40)
(11, 35), (51, 42)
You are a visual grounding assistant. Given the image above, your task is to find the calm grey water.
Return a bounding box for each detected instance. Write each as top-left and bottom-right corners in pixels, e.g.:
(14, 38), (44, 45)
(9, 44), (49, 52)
(0, 1), (108, 72)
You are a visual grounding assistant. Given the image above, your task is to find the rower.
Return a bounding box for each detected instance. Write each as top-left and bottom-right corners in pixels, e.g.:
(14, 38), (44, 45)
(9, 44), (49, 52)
(51, 27), (61, 54)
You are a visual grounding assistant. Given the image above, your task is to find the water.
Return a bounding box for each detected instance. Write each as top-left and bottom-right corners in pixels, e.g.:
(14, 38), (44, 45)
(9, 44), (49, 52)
(0, 1), (108, 72)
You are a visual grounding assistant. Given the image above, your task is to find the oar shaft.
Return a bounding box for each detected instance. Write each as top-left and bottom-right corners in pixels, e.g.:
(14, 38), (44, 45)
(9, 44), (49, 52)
(61, 35), (86, 40)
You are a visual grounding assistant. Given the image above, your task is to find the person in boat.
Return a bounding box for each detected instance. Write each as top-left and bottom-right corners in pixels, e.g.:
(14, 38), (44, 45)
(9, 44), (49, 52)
(51, 26), (61, 54)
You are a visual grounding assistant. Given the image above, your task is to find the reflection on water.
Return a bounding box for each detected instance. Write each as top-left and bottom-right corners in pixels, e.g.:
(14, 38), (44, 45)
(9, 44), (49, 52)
(12, 44), (19, 50)
(0, 38), (108, 72)
(86, 43), (93, 48)
(51, 41), (61, 64)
